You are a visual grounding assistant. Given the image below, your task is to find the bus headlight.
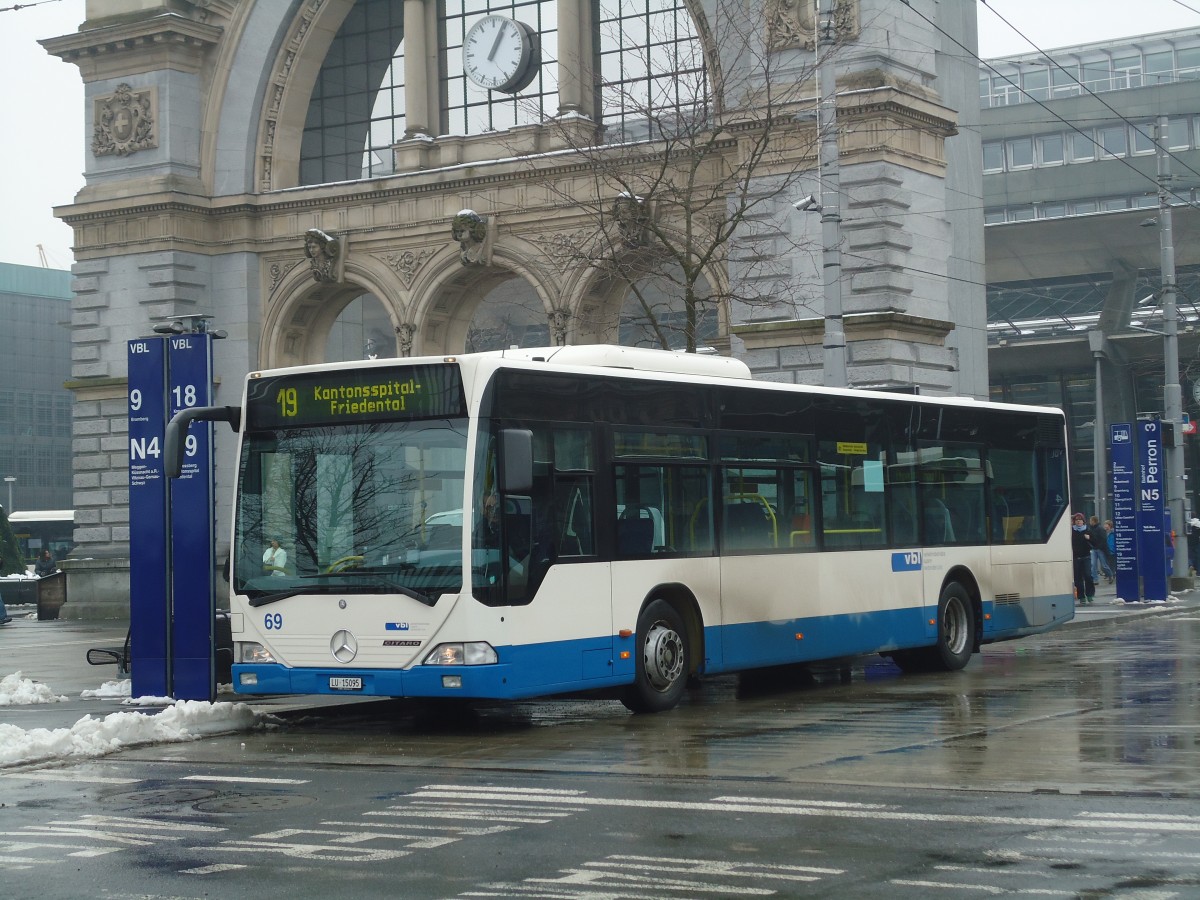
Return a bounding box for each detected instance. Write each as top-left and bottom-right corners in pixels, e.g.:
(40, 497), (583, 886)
(235, 642), (277, 664)
(423, 642), (497, 665)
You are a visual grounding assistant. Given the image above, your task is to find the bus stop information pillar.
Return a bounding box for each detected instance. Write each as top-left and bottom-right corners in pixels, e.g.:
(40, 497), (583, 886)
(127, 334), (217, 701)
(1111, 420), (1170, 603)
(168, 334), (216, 701)
(127, 338), (170, 698)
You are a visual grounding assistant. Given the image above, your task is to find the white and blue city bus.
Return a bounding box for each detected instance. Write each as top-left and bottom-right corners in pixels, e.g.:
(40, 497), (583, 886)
(167, 345), (1073, 712)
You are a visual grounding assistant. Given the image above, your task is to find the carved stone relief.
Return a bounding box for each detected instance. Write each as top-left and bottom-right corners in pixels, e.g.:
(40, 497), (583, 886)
(260, 0), (322, 190)
(395, 322), (416, 357)
(92, 84), (157, 157)
(269, 259), (304, 295)
(611, 194), (650, 248)
(766, 0), (858, 52)
(304, 228), (345, 283)
(549, 307), (570, 346)
(528, 229), (595, 274)
(451, 211), (493, 267)
(381, 247), (435, 288)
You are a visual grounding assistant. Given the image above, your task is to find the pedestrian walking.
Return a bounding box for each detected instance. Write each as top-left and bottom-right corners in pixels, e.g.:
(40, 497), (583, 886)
(1072, 513), (1095, 605)
(1089, 515), (1113, 583)
(1188, 517), (1200, 575)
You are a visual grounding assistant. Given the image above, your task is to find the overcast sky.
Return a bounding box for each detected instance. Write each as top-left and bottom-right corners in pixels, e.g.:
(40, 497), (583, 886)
(0, 0), (1197, 271)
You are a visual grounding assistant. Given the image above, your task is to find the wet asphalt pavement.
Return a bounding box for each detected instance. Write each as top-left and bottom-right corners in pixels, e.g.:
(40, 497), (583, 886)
(2, 586), (1199, 897)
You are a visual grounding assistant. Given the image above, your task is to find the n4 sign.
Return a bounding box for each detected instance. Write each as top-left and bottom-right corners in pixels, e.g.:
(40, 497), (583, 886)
(131, 435), (161, 460)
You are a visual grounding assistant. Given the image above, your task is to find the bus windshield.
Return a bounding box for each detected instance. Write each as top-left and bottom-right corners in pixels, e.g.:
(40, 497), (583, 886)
(233, 418), (469, 602)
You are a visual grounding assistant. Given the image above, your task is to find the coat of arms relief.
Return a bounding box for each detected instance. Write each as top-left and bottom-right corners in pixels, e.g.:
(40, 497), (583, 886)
(92, 84), (158, 157)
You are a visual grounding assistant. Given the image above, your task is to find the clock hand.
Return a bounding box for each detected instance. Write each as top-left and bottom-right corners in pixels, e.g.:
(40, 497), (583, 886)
(487, 21), (506, 61)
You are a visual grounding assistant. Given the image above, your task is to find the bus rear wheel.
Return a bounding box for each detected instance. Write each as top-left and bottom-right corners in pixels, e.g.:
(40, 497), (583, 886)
(621, 599), (689, 713)
(892, 581), (975, 673)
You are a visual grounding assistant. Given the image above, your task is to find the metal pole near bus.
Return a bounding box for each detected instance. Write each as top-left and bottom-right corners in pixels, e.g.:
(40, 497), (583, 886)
(816, 0), (847, 388)
(1154, 116), (1192, 590)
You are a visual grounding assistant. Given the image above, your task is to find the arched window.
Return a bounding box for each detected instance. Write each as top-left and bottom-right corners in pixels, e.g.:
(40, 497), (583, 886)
(300, 0), (406, 184)
(299, 0), (708, 186)
(597, 0), (705, 142)
(326, 294), (397, 361)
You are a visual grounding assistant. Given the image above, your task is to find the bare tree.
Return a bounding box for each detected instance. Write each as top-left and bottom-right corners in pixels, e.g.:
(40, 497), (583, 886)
(501, 2), (834, 352)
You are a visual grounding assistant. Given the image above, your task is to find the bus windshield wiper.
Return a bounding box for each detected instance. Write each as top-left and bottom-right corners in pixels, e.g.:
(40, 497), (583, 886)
(247, 589), (305, 608)
(298, 568), (436, 607)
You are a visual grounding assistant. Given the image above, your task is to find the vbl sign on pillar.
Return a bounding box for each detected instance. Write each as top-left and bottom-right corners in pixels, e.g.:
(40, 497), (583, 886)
(1110, 423), (1139, 602)
(128, 338), (171, 698)
(1137, 418), (1168, 602)
(168, 333), (217, 701)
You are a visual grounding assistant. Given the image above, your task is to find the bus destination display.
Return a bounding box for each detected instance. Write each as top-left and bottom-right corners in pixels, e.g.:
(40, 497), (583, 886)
(247, 364), (466, 428)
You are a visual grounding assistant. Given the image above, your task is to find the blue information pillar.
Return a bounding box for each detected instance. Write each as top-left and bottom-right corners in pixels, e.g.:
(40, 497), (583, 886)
(128, 337), (171, 698)
(1137, 418), (1168, 602)
(1110, 423), (1139, 602)
(168, 333), (216, 701)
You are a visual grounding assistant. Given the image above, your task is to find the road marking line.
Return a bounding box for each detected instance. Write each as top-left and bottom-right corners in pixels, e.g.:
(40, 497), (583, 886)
(376, 809), (561, 824)
(1, 772), (139, 785)
(408, 800), (580, 817)
(409, 789), (1200, 833)
(1079, 812), (1200, 822)
(182, 775), (310, 785)
(423, 784), (585, 796)
(935, 864), (1098, 881)
(595, 855), (844, 877)
(711, 795), (889, 810)
(182, 863), (247, 874)
(891, 879), (1004, 894)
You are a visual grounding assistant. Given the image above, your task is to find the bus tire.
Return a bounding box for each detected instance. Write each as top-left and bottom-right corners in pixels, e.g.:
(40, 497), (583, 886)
(932, 581), (975, 671)
(891, 581), (975, 673)
(621, 599), (689, 713)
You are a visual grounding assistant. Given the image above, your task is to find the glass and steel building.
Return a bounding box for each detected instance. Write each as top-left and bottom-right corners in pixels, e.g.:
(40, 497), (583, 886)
(0, 263), (73, 513)
(982, 28), (1200, 518)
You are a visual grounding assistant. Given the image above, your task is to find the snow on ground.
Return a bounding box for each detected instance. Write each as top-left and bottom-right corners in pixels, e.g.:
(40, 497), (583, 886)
(0, 672), (67, 705)
(0, 672), (270, 768)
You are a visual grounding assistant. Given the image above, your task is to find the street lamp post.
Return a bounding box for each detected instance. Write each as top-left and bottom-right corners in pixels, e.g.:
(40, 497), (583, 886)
(815, 0), (847, 388)
(3, 476), (14, 514)
(1153, 116), (1191, 589)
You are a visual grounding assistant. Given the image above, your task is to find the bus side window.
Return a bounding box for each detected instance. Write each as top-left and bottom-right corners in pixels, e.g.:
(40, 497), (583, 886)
(559, 481), (594, 556)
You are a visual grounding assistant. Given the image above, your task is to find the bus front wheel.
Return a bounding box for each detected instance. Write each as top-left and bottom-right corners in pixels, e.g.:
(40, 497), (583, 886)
(622, 599), (689, 713)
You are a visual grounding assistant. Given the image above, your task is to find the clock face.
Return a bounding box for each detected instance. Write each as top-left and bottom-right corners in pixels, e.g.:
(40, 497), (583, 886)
(463, 15), (539, 94)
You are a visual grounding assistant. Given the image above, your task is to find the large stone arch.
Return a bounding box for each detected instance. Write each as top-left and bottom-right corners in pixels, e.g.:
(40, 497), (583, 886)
(261, 251), (410, 369)
(559, 241), (732, 348)
(254, 0), (358, 192)
(408, 241), (561, 356)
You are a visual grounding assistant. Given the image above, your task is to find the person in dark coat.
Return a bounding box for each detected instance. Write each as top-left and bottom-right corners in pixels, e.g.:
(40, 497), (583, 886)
(1187, 517), (1200, 575)
(1088, 515), (1112, 583)
(1071, 512), (1095, 605)
(0, 555), (11, 625)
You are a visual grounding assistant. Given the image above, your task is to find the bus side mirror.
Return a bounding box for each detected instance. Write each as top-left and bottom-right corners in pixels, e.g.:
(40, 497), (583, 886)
(165, 406), (242, 477)
(500, 428), (533, 495)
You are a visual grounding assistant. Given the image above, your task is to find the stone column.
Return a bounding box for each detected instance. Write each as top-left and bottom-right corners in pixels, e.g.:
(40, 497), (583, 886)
(556, 0), (586, 115)
(404, 0), (431, 136)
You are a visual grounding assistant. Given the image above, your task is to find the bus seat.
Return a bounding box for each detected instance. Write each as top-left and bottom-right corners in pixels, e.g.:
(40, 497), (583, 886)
(617, 517), (654, 556)
(924, 497), (955, 543)
(724, 501), (775, 550)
